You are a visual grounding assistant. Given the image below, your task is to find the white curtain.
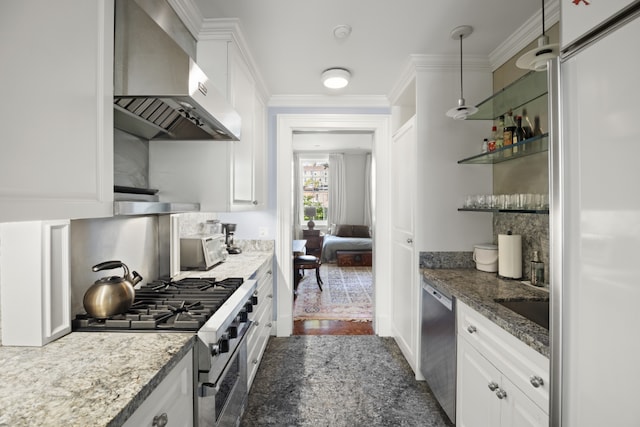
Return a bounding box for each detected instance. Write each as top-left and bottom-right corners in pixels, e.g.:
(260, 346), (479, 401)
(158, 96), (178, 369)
(364, 153), (372, 227)
(293, 153), (302, 239)
(328, 153), (346, 226)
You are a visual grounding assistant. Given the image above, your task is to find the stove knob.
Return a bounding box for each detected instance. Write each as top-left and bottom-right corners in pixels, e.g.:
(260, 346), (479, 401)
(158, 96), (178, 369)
(251, 295), (258, 306)
(244, 302), (253, 313)
(239, 310), (248, 323)
(210, 335), (230, 355)
(228, 324), (238, 339)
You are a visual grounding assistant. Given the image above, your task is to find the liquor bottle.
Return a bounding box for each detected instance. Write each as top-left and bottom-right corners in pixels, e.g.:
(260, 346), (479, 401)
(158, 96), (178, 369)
(532, 115), (543, 136)
(503, 111), (516, 155)
(530, 251), (545, 286)
(488, 126), (498, 152)
(521, 108), (533, 139)
(496, 116), (505, 149)
(515, 115), (526, 153)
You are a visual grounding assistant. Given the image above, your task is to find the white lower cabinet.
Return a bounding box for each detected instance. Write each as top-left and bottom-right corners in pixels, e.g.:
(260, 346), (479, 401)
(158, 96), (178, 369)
(0, 220), (71, 346)
(123, 349), (193, 427)
(246, 256), (274, 389)
(456, 301), (549, 427)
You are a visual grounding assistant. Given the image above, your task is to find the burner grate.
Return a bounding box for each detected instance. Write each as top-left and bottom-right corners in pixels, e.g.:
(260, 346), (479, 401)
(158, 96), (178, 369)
(72, 277), (245, 332)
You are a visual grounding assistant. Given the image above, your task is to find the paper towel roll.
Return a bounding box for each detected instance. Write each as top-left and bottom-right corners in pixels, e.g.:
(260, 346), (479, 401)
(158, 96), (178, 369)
(498, 233), (522, 279)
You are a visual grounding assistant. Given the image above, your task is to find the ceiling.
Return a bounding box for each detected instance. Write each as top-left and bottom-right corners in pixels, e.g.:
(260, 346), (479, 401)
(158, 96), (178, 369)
(191, 0), (543, 100)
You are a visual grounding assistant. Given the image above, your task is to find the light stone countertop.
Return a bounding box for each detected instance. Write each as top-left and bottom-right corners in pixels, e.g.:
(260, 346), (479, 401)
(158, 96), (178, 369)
(0, 332), (194, 427)
(421, 268), (550, 357)
(0, 249), (274, 427)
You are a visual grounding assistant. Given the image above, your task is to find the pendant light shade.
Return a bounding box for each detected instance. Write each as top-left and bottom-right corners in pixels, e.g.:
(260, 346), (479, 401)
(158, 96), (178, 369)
(516, 0), (558, 71)
(446, 25), (478, 120)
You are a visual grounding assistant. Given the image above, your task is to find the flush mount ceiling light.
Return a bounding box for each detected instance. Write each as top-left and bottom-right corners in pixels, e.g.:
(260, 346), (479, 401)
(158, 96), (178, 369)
(516, 0), (558, 71)
(446, 25), (478, 120)
(322, 68), (351, 89)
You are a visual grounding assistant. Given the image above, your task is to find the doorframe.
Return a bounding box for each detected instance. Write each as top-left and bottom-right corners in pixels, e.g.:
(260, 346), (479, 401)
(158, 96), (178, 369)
(275, 114), (392, 337)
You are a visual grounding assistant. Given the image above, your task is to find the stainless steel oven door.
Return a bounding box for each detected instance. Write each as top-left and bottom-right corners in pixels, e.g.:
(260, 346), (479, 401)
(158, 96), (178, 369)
(197, 324), (250, 427)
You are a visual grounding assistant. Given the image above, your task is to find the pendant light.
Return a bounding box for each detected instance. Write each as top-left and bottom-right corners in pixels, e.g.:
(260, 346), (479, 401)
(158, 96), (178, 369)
(516, 0), (558, 71)
(446, 25), (478, 120)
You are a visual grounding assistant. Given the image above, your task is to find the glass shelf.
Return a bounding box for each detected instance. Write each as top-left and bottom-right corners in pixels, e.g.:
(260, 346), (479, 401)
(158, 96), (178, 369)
(470, 70), (548, 121)
(458, 133), (548, 164)
(458, 208), (549, 214)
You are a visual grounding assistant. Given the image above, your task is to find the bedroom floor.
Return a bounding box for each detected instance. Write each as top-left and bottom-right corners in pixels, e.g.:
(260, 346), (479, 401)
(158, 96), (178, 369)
(294, 319), (373, 335)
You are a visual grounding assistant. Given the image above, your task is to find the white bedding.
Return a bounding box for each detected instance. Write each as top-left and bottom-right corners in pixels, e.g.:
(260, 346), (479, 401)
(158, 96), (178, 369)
(321, 234), (372, 263)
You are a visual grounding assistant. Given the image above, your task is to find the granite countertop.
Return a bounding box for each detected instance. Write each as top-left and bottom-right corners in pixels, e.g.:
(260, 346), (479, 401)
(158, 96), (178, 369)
(0, 332), (194, 427)
(0, 248), (274, 427)
(421, 268), (550, 358)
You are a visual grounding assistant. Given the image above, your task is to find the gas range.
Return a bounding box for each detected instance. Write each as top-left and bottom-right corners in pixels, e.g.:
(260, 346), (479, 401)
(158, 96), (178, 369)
(72, 277), (251, 333)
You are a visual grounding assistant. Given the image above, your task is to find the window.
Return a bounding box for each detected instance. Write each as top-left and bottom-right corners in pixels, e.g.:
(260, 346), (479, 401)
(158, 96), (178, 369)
(300, 158), (329, 226)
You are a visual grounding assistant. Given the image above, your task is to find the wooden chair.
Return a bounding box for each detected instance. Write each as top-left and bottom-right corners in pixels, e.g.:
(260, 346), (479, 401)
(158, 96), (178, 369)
(293, 234), (324, 294)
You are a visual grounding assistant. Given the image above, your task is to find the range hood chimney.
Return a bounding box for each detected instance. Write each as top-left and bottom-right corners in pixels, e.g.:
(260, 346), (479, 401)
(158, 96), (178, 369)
(114, 0), (241, 141)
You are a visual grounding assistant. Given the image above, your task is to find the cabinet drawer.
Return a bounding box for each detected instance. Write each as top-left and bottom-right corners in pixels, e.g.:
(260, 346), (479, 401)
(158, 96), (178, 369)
(123, 349), (193, 427)
(247, 299), (273, 389)
(457, 301), (549, 412)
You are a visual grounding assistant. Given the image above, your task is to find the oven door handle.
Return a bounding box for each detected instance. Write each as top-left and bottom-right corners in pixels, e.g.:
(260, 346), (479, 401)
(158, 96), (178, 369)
(201, 320), (253, 395)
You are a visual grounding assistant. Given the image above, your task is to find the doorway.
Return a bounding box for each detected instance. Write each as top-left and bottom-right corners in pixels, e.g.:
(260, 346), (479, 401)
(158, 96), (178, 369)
(275, 114), (392, 338)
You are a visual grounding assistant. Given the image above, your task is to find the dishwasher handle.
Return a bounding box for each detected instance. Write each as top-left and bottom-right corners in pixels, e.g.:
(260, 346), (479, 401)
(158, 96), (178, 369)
(423, 283), (453, 311)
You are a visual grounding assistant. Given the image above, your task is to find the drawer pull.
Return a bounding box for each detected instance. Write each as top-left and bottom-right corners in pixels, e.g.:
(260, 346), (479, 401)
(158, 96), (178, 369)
(495, 389), (508, 400)
(266, 322), (273, 327)
(530, 375), (544, 388)
(252, 359), (258, 364)
(254, 321), (260, 327)
(488, 381), (499, 391)
(467, 325), (477, 334)
(267, 294), (273, 298)
(152, 413), (168, 427)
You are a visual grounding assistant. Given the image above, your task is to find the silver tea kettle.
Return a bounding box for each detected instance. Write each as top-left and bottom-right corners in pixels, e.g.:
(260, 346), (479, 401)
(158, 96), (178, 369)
(83, 260), (142, 319)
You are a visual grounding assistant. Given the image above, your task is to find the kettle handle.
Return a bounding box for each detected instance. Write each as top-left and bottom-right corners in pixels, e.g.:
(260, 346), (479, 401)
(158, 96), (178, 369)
(92, 260), (127, 275)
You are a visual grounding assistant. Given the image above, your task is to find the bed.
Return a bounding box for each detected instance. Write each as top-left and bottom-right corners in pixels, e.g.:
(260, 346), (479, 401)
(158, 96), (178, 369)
(321, 224), (372, 263)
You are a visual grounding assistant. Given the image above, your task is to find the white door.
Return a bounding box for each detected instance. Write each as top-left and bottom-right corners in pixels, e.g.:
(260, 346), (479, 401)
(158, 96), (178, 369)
(390, 117), (417, 367)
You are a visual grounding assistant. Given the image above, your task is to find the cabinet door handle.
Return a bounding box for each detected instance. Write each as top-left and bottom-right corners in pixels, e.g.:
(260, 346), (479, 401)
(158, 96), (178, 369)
(530, 375), (544, 388)
(467, 325), (477, 334)
(252, 359), (258, 364)
(495, 389), (508, 399)
(266, 322), (272, 327)
(407, 238), (413, 244)
(252, 200), (258, 205)
(254, 321), (260, 327)
(488, 381), (499, 391)
(152, 413), (168, 427)
(267, 294), (273, 298)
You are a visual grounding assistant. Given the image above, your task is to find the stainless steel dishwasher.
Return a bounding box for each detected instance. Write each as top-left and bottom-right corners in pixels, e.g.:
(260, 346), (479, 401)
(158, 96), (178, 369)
(420, 279), (456, 424)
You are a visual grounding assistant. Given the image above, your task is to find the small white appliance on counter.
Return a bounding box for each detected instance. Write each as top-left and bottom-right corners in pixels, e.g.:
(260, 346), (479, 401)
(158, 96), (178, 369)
(180, 234), (228, 271)
(472, 243), (498, 272)
(498, 232), (522, 279)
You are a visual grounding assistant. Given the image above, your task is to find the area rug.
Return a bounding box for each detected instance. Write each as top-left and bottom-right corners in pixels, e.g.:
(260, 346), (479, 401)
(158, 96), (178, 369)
(293, 264), (373, 321)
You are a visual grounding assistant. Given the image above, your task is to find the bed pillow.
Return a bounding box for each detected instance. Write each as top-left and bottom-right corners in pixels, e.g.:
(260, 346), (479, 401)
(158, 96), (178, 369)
(334, 224), (370, 238)
(334, 224), (353, 237)
(351, 225), (371, 238)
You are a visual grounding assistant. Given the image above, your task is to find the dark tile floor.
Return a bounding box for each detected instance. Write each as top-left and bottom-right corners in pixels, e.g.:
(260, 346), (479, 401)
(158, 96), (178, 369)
(240, 336), (454, 427)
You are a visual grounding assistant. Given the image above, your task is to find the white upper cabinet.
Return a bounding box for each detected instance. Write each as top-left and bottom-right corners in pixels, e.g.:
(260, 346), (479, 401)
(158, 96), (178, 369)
(0, 0), (114, 222)
(561, 0), (635, 48)
(150, 28), (267, 212)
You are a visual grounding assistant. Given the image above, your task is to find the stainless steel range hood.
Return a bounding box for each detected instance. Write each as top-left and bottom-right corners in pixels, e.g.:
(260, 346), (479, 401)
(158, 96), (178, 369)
(114, 0), (241, 141)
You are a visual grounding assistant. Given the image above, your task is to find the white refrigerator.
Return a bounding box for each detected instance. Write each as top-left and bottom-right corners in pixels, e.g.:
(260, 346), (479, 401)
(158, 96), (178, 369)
(552, 3), (640, 426)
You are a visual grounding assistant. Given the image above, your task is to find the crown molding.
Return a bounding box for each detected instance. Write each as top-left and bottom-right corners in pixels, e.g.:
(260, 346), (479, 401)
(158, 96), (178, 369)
(268, 95), (390, 109)
(167, 0), (203, 39)
(489, 0), (560, 70)
(388, 54), (491, 103)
